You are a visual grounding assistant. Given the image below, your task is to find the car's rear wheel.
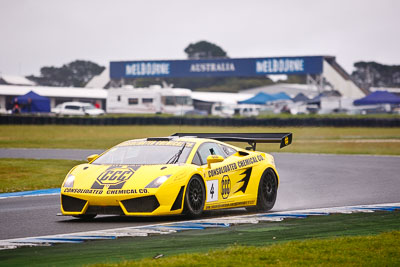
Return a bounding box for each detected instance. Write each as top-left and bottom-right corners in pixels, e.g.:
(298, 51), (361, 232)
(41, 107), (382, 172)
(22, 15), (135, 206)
(246, 168), (278, 212)
(73, 214), (97, 220)
(183, 175), (205, 218)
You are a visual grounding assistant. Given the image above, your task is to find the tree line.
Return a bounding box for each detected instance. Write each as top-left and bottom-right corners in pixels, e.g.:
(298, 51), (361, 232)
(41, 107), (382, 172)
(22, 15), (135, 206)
(351, 61), (400, 90)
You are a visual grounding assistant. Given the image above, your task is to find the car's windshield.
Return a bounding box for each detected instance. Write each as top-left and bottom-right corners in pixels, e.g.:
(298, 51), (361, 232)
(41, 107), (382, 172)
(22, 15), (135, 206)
(92, 141), (194, 165)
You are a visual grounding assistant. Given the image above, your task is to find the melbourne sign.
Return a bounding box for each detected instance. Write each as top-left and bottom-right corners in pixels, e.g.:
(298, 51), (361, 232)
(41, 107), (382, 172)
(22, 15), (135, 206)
(110, 56), (323, 79)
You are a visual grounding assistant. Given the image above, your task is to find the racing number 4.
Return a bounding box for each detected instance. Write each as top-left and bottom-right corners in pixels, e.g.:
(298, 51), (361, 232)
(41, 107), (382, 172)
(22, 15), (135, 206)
(206, 180), (219, 202)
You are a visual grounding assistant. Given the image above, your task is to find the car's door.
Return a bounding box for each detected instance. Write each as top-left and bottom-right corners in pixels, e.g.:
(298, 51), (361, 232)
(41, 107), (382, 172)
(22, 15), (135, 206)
(193, 142), (244, 210)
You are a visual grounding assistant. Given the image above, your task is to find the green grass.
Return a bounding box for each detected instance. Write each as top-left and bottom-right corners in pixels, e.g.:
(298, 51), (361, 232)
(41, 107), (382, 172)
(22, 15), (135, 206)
(1, 211), (400, 266)
(0, 158), (84, 193)
(92, 232), (400, 266)
(0, 125), (400, 155)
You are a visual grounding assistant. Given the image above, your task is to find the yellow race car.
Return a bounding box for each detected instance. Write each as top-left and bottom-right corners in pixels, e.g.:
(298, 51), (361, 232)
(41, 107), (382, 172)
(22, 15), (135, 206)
(60, 133), (292, 219)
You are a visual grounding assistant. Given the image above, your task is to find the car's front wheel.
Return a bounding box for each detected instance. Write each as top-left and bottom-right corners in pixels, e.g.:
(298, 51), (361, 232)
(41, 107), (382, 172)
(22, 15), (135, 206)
(183, 175), (205, 218)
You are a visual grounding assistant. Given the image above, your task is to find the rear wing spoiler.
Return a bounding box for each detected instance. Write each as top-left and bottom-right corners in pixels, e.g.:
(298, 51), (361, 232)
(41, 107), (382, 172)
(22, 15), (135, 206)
(171, 133), (292, 151)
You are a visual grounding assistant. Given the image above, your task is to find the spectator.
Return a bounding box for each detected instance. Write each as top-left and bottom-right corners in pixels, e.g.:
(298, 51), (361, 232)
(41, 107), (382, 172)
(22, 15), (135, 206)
(26, 98), (32, 112)
(281, 105), (290, 114)
(12, 98), (21, 114)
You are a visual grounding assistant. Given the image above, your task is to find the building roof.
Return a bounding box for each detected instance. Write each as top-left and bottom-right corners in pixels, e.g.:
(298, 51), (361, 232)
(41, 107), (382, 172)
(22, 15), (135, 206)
(0, 74), (36, 86)
(0, 85), (107, 99)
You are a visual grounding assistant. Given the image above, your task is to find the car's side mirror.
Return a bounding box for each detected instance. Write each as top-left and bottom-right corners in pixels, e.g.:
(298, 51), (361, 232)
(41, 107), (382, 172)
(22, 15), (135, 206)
(87, 154), (99, 163)
(207, 155), (224, 168)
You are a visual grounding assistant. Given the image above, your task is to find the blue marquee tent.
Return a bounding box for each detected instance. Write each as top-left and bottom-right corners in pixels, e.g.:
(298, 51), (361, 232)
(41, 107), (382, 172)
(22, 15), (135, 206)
(16, 91), (51, 113)
(292, 93), (310, 102)
(239, 92), (276, 104)
(271, 92), (291, 101)
(239, 92), (291, 105)
(353, 91), (400, 106)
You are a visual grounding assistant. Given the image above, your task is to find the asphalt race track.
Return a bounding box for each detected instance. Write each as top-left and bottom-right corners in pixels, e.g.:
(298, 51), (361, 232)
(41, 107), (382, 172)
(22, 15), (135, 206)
(1, 149), (399, 240)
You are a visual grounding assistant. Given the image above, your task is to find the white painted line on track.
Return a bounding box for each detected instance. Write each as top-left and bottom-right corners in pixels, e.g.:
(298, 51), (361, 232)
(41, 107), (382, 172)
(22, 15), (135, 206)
(1, 202), (399, 250)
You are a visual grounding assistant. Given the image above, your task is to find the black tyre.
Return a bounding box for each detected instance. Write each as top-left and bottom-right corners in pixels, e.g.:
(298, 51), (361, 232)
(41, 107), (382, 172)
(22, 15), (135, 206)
(247, 168), (278, 212)
(73, 214), (97, 220)
(183, 175), (205, 218)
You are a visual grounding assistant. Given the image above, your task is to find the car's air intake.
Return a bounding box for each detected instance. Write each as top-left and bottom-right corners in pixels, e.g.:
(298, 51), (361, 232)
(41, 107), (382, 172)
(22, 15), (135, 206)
(121, 195), (160, 213)
(61, 194), (87, 212)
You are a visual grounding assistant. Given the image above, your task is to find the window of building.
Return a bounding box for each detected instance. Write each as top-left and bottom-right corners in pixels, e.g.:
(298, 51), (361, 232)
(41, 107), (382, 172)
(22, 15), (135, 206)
(162, 96), (192, 106)
(128, 98), (139, 105)
(142, 98), (153, 104)
(163, 96), (175, 106)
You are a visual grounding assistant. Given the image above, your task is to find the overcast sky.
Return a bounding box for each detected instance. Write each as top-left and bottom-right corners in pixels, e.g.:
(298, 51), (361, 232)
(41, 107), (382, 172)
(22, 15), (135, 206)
(1, 0), (399, 76)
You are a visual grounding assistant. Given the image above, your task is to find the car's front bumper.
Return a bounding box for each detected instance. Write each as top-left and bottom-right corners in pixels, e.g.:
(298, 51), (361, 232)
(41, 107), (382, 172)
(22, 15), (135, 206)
(60, 184), (185, 216)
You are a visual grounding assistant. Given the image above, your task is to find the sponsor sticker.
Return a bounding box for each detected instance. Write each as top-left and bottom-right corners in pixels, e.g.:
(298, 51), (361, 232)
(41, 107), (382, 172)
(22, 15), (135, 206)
(91, 166), (140, 190)
(106, 189), (148, 194)
(205, 200), (255, 210)
(207, 155), (263, 178)
(221, 175), (231, 199)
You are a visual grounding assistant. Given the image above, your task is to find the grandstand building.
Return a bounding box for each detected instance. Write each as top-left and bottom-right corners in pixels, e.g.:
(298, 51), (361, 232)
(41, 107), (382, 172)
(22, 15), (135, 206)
(106, 55), (366, 99)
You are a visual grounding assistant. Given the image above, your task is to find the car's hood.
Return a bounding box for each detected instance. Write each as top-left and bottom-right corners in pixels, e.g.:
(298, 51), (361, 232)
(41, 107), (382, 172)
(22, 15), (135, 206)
(66, 163), (189, 191)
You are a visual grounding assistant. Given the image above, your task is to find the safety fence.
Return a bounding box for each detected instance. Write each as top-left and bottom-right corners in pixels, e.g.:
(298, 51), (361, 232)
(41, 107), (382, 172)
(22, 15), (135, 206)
(1, 115), (399, 127)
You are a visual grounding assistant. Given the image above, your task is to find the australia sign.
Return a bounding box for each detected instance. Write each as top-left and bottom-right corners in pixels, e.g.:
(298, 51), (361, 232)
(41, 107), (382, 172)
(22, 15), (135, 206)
(110, 56), (324, 79)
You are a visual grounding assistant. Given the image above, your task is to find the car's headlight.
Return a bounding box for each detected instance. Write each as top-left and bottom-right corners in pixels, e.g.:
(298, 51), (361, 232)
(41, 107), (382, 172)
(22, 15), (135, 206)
(63, 174), (75, 188)
(145, 175), (171, 188)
